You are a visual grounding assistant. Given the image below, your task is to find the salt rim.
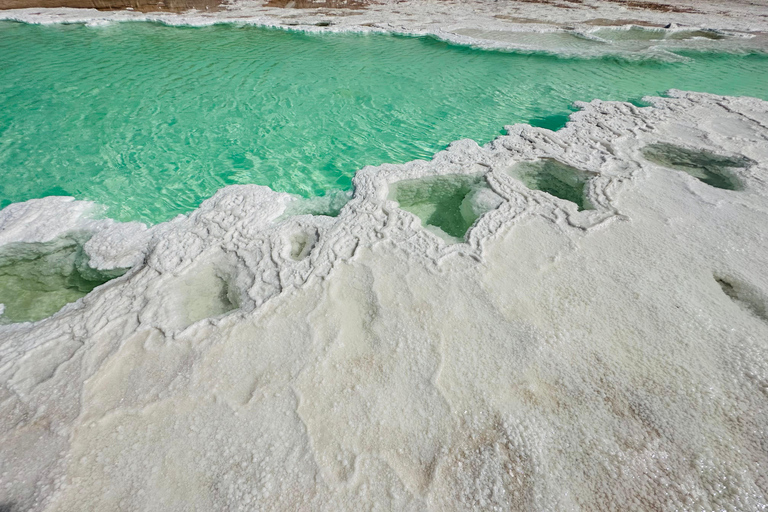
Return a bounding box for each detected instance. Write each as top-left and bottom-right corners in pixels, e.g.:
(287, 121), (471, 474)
(1, 90), (766, 329)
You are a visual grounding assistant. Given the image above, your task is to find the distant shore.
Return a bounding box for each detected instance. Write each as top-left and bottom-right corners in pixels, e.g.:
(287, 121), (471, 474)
(0, 0), (220, 12)
(2, 0), (768, 35)
(0, 0), (366, 12)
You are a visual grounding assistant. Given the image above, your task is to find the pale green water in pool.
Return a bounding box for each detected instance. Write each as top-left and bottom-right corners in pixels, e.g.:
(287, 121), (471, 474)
(1, 21), (767, 224)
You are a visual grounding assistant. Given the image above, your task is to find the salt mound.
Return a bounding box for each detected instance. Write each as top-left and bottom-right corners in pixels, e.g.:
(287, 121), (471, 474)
(1, 91), (768, 511)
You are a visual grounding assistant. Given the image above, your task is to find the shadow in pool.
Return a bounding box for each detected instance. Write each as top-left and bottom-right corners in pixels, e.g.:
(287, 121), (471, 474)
(642, 143), (753, 190)
(508, 159), (594, 211)
(389, 174), (503, 242)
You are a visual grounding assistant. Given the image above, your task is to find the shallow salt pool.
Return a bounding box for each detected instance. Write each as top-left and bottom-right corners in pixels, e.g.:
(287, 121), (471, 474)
(1, 21), (768, 224)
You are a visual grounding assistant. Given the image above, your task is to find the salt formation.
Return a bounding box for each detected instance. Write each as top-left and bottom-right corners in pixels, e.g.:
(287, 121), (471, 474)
(1, 90), (768, 510)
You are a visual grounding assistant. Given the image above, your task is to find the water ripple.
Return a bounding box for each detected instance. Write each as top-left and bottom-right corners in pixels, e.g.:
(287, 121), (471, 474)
(1, 21), (767, 224)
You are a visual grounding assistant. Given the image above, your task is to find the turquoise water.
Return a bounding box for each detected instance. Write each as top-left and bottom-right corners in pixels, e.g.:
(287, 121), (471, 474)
(1, 22), (767, 224)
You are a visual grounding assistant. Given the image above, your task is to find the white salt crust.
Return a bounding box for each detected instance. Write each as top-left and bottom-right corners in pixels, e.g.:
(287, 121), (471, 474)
(1, 91), (768, 510)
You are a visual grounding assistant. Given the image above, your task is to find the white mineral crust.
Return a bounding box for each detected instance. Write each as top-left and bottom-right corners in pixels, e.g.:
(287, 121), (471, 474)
(0, 90), (767, 510)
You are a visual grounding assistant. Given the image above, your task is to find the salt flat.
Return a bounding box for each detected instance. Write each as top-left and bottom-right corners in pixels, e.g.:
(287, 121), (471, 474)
(1, 2), (768, 510)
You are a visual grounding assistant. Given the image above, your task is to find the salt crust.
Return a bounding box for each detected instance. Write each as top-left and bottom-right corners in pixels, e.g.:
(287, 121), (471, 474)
(1, 90), (768, 510)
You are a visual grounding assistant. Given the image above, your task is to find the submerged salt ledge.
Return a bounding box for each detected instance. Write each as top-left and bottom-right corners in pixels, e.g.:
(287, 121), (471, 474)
(1, 91), (768, 510)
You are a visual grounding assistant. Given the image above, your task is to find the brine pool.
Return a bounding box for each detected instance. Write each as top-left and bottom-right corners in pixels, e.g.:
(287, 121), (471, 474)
(1, 21), (768, 225)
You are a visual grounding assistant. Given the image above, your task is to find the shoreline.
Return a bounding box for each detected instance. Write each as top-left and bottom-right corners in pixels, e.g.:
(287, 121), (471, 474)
(2, 0), (768, 53)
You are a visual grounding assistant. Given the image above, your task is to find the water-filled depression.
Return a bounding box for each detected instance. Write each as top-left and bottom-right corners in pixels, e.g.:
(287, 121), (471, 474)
(1, 21), (768, 224)
(0, 236), (127, 324)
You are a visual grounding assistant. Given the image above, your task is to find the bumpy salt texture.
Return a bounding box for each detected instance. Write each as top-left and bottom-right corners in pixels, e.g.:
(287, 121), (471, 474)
(1, 91), (767, 511)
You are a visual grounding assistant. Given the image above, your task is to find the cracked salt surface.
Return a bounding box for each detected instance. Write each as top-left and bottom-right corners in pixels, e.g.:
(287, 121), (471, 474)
(1, 91), (768, 510)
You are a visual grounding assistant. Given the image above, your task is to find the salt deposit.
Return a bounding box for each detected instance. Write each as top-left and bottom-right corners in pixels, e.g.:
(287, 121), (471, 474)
(1, 89), (767, 510)
(2, 3), (768, 510)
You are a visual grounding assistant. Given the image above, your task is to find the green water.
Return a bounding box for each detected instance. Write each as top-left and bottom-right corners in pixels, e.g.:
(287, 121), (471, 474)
(389, 174), (496, 241)
(0, 236), (127, 324)
(509, 159), (595, 210)
(1, 22), (767, 224)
